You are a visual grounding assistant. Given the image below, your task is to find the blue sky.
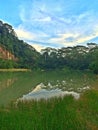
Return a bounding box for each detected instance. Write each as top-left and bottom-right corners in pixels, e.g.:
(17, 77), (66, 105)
(0, 0), (98, 51)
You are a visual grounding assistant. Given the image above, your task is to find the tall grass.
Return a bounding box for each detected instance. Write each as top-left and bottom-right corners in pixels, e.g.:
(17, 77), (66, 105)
(0, 70), (98, 129)
(0, 90), (98, 130)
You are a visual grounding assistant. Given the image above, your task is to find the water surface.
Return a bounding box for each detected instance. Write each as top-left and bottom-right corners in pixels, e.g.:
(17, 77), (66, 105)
(20, 83), (80, 100)
(0, 70), (97, 106)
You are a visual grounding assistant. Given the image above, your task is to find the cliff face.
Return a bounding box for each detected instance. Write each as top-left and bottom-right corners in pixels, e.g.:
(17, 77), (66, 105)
(0, 20), (18, 61)
(0, 46), (17, 61)
(0, 20), (40, 69)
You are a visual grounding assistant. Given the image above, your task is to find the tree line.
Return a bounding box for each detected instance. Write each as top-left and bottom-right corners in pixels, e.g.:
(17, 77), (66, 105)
(38, 43), (98, 74)
(0, 20), (98, 74)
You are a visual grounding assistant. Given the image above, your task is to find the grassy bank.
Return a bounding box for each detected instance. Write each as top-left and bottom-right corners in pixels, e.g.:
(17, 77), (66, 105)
(0, 90), (98, 130)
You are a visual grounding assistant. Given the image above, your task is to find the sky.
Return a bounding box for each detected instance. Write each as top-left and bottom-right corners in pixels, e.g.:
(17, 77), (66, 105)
(0, 0), (98, 51)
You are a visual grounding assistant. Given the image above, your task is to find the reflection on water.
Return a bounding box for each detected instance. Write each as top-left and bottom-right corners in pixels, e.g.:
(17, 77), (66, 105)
(0, 78), (17, 91)
(0, 71), (96, 106)
(20, 81), (91, 101)
(20, 83), (81, 100)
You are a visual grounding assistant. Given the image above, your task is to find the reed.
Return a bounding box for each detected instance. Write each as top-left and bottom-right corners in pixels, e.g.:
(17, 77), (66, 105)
(0, 90), (98, 130)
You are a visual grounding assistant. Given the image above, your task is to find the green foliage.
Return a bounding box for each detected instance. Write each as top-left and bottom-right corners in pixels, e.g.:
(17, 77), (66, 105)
(0, 90), (98, 130)
(0, 20), (98, 74)
(0, 59), (17, 68)
(0, 20), (40, 69)
(89, 61), (98, 74)
(88, 46), (98, 74)
(38, 44), (98, 73)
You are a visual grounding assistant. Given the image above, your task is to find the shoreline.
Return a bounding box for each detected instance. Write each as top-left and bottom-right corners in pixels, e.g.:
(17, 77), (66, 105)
(0, 68), (31, 72)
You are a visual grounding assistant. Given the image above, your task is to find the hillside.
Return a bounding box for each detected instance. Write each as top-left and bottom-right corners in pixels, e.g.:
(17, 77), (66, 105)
(0, 20), (40, 69)
(0, 20), (98, 73)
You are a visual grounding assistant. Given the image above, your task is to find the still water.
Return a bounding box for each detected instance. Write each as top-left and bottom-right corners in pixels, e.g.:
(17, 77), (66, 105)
(0, 70), (97, 106)
(20, 82), (91, 101)
(20, 83), (80, 100)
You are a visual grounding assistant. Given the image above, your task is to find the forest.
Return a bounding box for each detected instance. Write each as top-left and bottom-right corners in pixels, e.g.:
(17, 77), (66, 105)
(0, 20), (98, 74)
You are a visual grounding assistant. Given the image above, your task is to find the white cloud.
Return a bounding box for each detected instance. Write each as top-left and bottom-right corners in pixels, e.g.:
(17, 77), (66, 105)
(49, 33), (79, 46)
(49, 29), (98, 47)
(19, 5), (26, 22)
(17, 3), (98, 49)
(29, 42), (45, 52)
(35, 16), (51, 22)
(77, 35), (96, 43)
(15, 26), (36, 40)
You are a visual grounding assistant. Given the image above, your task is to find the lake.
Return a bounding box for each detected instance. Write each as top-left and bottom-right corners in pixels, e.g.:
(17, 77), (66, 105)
(0, 70), (97, 106)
